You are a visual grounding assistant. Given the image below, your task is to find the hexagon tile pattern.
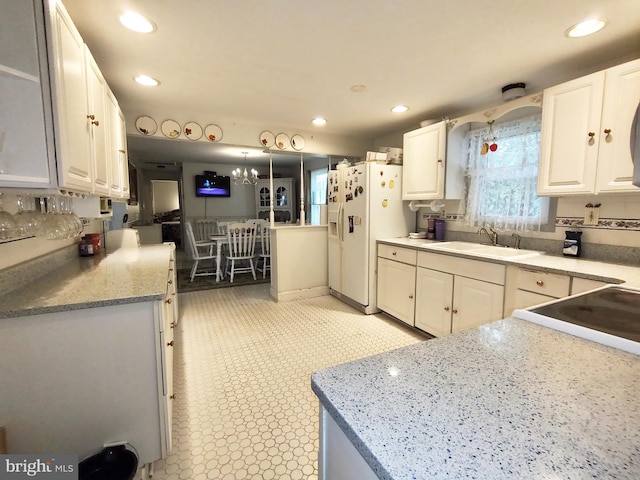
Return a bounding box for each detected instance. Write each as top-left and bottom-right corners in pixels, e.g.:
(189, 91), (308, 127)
(150, 284), (425, 480)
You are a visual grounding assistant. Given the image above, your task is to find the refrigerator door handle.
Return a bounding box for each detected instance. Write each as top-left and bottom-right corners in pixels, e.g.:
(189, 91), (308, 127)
(337, 202), (344, 244)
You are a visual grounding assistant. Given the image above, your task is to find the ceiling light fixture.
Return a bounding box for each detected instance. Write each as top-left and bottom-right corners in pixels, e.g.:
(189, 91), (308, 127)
(134, 75), (159, 86)
(232, 152), (258, 185)
(391, 105), (409, 113)
(120, 11), (156, 33)
(312, 117), (327, 126)
(566, 18), (607, 38)
(350, 85), (366, 93)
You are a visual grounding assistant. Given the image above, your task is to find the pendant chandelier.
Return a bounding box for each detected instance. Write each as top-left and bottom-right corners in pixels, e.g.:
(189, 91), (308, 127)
(232, 151), (258, 185)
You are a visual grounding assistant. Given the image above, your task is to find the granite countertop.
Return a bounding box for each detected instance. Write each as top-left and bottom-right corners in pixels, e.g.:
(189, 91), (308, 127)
(378, 237), (640, 286)
(312, 318), (640, 480)
(0, 245), (173, 319)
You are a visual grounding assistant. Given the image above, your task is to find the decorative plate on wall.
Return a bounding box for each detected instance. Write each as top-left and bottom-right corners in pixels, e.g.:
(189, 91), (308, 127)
(204, 124), (223, 142)
(184, 122), (203, 140)
(135, 115), (157, 135)
(161, 119), (181, 138)
(291, 134), (305, 151)
(275, 133), (290, 150)
(259, 131), (275, 147)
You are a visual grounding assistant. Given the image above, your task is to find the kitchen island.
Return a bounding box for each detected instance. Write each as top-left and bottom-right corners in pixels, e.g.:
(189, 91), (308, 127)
(0, 244), (176, 469)
(312, 317), (640, 479)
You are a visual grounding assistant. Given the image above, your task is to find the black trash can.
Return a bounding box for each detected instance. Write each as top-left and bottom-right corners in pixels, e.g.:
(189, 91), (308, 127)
(79, 444), (138, 480)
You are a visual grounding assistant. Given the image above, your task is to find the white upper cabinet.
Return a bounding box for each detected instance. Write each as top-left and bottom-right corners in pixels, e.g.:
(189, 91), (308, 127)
(538, 58), (640, 195)
(402, 121), (446, 200)
(0, 0), (56, 188)
(48, 0), (93, 193)
(85, 48), (109, 196)
(107, 89), (129, 199)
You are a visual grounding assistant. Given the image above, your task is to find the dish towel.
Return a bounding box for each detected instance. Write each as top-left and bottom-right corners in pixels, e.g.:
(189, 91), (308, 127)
(632, 101), (640, 187)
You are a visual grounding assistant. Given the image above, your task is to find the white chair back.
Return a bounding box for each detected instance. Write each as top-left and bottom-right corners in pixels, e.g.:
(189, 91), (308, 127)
(226, 222), (257, 258)
(184, 222), (199, 259)
(260, 225), (271, 256)
(217, 221), (234, 235)
(194, 218), (217, 241)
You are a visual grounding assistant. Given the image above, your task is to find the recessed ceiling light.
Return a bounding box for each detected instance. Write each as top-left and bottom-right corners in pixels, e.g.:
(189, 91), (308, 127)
(119, 11), (156, 33)
(391, 105), (409, 113)
(350, 85), (366, 93)
(565, 18), (607, 38)
(134, 75), (159, 86)
(312, 117), (327, 126)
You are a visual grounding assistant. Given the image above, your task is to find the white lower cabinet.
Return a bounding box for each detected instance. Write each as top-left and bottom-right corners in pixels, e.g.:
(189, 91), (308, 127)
(415, 266), (504, 336)
(504, 266), (571, 313)
(377, 246), (506, 336)
(376, 245), (417, 326)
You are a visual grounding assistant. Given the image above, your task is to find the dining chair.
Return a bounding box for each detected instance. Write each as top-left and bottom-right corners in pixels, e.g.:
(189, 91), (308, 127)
(224, 222), (258, 283)
(194, 218), (217, 241)
(256, 225), (271, 279)
(185, 222), (218, 282)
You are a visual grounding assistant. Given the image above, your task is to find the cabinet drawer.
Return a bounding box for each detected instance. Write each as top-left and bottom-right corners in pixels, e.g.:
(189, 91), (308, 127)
(516, 269), (570, 298)
(513, 289), (557, 311)
(378, 244), (417, 265)
(571, 277), (607, 295)
(417, 251), (505, 285)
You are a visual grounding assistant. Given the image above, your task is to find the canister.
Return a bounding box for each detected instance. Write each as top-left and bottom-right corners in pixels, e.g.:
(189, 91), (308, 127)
(435, 219), (446, 241)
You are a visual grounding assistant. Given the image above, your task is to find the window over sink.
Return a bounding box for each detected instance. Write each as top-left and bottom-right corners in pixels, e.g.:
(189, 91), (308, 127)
(457, 112), (555, 232)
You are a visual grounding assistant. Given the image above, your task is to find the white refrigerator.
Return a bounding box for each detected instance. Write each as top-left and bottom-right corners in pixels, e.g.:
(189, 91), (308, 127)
(328, 162), (415, 314)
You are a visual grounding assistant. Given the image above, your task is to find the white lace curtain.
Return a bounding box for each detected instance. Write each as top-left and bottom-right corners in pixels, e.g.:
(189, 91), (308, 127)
(457, 113), (549, 232)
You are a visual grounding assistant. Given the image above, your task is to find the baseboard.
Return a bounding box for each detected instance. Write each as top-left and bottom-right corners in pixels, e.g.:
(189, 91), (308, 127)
(270, 285), (330, 302)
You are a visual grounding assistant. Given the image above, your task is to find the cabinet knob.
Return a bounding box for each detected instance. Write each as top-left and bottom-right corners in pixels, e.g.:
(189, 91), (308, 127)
(167, 340), (174, 347)
(444, 306), (450, 311)
(170, 322), (176, 329)
(169, 394), (175, 400)
(167, 279), (173, 285)
(587, 132), (595, 146)
(603, 128), (612, 142)
(392, 251), (397, 256)
(409, 294), (414, 299)
(536, 280), (544, 287)
(165, 298), (173, 304)
(87, 114), (95, 120)
(452, 309), (458, 314)
(437, 159), (443, 163)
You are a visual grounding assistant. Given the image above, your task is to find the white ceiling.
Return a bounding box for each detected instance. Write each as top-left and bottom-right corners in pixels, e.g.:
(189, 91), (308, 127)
(61, 0), (640, 169)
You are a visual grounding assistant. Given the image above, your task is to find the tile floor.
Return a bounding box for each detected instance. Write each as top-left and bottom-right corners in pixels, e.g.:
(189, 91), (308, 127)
(150, 284), (427, 479)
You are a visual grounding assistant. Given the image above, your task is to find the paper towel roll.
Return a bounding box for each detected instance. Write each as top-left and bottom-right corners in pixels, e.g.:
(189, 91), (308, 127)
(320, 205), (328, 225)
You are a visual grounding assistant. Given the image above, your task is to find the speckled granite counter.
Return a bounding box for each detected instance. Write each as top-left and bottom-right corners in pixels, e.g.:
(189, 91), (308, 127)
(378, 237), (640, 286)
(312, 317), (640, 480)
(0, 245), (173, 318)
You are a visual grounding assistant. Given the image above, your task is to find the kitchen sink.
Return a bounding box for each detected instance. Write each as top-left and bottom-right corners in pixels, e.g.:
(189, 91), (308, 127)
(421, 241), (543, 260)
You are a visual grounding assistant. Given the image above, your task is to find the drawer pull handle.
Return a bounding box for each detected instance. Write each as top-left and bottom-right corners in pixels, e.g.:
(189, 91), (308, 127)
(166, 298), (173, 304)
(444, 306), (450, 311)
(536, 280), (544, 287)
(167, 340), (174, 347)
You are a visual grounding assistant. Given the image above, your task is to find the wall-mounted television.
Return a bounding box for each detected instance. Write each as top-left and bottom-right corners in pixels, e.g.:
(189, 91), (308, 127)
(195, 174), (231, 197)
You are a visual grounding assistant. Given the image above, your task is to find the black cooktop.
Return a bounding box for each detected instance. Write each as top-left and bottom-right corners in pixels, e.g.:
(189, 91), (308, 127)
(530, 286), (640, 343)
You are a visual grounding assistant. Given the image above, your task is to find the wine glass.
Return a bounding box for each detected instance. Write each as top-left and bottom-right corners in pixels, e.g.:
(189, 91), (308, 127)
(15, 194), (41, 238)
(42, 196), (67, 240)
(0, 193), (18, 241)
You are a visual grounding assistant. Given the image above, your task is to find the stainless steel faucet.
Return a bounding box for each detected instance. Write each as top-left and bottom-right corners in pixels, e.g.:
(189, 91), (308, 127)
(478, 227), (498, 245)
(511, 233), (522, 249)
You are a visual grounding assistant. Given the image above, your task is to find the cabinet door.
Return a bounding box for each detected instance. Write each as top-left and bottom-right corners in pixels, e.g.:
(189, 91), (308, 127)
(48, 0), (93, 193)
(415, 267), (453, 337)
(376, 257), (416, 326)
(402, 121), (446, 200)
(161, 294), (175, 454)
(0, 0), (56, 188)
(596, 59), (640, 193)
(85, 48), (109, 195)
(538, 72), (604, 195)
(452, 276), (504, 334)
(106, 88), (126, 197)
